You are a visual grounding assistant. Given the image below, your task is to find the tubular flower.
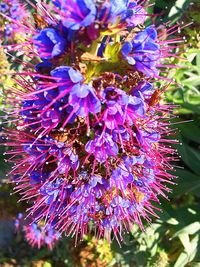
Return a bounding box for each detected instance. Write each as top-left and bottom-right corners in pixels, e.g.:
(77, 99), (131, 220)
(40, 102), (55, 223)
(3, 0), (181, 245)
(33, 28), (67, 59)
(121, 26), (161, 77)
(54, 0), (97, 30)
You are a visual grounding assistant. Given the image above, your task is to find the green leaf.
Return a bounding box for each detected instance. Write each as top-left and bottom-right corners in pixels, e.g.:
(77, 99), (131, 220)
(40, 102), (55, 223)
(168, 0), (191, 21)
(173, 222), (200, 238)
(174, 235), (199, 267)
(182, 103), (200, 115)
(173, 169), (200, 197)
(187, 263), (200, 267)
(174, 251), (191, 267)
(104, 43), (121, 63)
(177, 123), (200, 144)
(176, 138), (200, 175)
(179, 233), (191, 253)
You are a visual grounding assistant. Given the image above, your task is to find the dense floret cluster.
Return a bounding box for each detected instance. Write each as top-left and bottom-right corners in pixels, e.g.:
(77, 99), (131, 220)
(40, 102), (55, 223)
(4, 0), (179, 244)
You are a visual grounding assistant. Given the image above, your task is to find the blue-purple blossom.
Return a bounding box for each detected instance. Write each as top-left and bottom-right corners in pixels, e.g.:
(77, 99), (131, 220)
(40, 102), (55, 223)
(102, 87), (145, 129)
(111, 126), (130, 142)
(85, 132), (118, 163)
(97, 0), (130, 24)
(57, 148), (79, 174)
(21, 90), (68, 129)
(110, 163), (133, 190)
(0, 2), (9, 12)
(33, 28), (67, 59)
(131, 82), (153, 101)
(35, 61), (53, 72)
(126, 2), (146, 26)
(52, 0), (61, 7)
(136, 129), (161, 147)
(21, 66), (85, 130)
(40, 178), (65, 205)
(55, 0), (97, 30)
(69, 84), (101, 117)
(121, 26), (161, 77)
(51, 66), (83, 92)
(29, 170), (49, 184)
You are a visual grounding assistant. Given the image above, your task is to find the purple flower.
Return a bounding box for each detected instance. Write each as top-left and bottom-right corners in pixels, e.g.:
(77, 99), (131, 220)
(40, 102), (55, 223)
(57, 147), (79, 174)
(111, 126), (130, 142)
(69, 84), (101, 117)
(23, 136), (79, 180)
(21, 91), (68, 129)
(136, 129), (161, 147)
(68, 176), (108, 223)
(51, 66), (83, 92)
(52, 0), (61, 7)
(35, 61), (53, 73)
(85, 132), (118, 163)
(97, 0), (129, 24)
(29, 170), (49, 184)
(24, 222), (60, 250)
(110, 163), (133, 190)
(89, 174), (105, 188)
(121, 26), (161, 77)
(126, 94), (146, 120)
(102, 87), (145, 129)
(55, 0), (97, 30)
(0, 2), (9, 12)
(126, 2), (146, 26)
(20, 67), (86, 132)
(40, 178), (64, 205)
(102, 87), (129, 130)
(131, 82), (153, 101)
(123, 155), (145, 171)
(33, 28), (67, 59)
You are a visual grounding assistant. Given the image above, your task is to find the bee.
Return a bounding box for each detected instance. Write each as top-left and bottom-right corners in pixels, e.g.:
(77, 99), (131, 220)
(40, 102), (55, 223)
(148, 89), (162, 107)
(51, 132), (69, 143)
(125, 25), (145, 42)
(33, 13), (48, 30)
(132, 187), (145, 204)
(89, 211), (104, 220)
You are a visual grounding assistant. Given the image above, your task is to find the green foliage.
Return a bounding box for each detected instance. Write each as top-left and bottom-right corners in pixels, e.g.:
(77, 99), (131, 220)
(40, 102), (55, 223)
(165, 49), (200, 114)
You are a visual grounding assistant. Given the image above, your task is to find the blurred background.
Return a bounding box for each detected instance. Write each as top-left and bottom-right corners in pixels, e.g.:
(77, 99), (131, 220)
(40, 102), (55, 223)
(0, 0), (200, 266)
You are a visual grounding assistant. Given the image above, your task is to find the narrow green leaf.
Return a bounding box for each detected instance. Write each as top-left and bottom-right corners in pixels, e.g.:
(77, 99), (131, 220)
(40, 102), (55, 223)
(173, 169), (200, 197)
(179, 233), (191, 253)
(173, 222), (200, 238)
(177, 123), (200, 144)
(177, 140), (200, 174)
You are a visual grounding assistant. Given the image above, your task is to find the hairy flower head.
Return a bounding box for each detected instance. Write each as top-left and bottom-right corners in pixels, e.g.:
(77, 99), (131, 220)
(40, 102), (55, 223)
(3, 0), (181, 245)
